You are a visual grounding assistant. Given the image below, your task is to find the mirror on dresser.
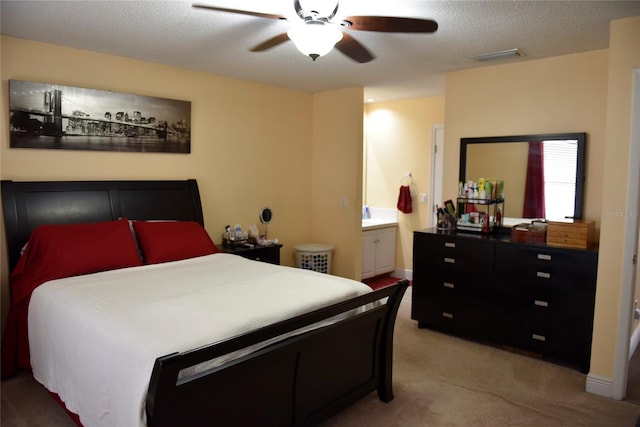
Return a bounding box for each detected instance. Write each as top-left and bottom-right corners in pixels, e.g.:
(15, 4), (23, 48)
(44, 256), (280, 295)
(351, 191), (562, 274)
(459, 133), (586, 224)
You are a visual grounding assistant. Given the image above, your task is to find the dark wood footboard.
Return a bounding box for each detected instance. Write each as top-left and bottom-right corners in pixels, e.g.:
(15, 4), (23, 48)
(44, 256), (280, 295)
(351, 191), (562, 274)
(146, 280), (408, 427)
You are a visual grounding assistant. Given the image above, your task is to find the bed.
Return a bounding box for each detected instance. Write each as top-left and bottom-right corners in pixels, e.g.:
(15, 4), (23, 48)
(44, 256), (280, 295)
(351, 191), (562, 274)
(1, 179), (408, 427)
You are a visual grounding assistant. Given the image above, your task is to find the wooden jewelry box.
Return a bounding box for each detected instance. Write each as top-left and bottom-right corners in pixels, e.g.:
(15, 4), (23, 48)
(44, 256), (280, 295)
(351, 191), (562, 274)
(546, 219), (595, 249)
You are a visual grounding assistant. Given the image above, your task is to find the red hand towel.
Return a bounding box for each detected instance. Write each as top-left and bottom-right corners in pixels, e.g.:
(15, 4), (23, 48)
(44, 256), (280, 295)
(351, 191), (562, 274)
(397, 185), (413, 214)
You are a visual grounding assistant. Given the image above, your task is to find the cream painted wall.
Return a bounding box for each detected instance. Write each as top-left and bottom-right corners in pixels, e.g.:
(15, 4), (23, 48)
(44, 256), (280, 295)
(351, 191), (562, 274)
(444, 50), (608, 232)
(0, 36), (363, 331)
(364, 53), (607, 281)
(443, 39), (640, 385)
(312, 88), (364, 279)
(360, 18), (639, 394)
(593, 16), (640, 383)
(364, 97), (445, 274)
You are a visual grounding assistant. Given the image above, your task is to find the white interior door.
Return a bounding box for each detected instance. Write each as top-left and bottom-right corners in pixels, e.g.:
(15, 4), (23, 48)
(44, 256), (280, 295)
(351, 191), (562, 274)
(430, 124), (445, 227)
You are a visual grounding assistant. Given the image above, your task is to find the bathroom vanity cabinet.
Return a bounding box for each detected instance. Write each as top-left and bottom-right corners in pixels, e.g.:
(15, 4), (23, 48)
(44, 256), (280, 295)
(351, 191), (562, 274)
(362, 226), (396, 279)
(412, 228), (598, 373)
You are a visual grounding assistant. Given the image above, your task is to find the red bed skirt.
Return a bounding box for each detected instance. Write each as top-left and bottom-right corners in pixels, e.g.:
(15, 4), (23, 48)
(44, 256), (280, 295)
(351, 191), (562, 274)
(48, 390), (83, 427)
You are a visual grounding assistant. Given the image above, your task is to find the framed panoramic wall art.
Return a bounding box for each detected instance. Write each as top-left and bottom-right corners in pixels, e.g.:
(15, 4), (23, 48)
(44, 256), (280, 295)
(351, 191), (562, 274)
(8, 80), (191, 153)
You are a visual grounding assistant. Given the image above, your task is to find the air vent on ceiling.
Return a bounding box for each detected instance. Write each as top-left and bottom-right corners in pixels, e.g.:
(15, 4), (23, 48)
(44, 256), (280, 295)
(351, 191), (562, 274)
(473, 48), (523, 62)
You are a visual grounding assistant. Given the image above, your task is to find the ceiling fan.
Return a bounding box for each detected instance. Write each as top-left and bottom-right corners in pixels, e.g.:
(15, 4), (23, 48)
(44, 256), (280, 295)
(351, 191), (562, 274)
(193, 0), (438, 63)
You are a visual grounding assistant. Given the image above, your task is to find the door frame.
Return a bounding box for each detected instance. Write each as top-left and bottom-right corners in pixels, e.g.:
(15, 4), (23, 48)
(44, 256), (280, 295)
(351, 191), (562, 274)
(430, 124), (445, 227)
(612, 68), (640, 399)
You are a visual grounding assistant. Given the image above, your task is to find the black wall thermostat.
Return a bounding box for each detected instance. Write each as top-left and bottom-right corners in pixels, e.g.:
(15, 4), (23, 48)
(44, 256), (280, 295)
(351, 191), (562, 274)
(259, 207), (273, 240)
(259, 207), (273, 224)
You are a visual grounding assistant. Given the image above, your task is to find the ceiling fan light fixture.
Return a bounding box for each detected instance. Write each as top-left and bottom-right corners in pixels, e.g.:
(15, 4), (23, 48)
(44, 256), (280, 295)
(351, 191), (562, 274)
(287, 21), (343, 61)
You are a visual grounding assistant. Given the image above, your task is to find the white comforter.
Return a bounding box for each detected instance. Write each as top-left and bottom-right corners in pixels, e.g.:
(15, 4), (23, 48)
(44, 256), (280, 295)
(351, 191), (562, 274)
(28, 253), (373, 427)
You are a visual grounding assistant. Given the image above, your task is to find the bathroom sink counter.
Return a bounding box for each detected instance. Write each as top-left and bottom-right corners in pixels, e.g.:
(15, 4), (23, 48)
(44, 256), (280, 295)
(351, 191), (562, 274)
(362, 219), (398, 231)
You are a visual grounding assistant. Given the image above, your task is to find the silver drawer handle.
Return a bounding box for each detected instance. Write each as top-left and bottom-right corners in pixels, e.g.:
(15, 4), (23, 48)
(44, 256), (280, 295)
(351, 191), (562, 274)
(532, 334), (546, 342)
(445, 242), (456, 248)
(443, 282), (455, 289)
(536, 271), (551, 279)
(537, 254), (552, 261)
(534, 300), (549, 307)
(444, 257), (456, 264)
(442, 312), (454, 319)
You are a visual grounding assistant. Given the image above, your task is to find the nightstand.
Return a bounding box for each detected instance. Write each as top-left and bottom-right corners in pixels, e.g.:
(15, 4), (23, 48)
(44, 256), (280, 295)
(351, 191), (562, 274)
(222, 244), (282, 265)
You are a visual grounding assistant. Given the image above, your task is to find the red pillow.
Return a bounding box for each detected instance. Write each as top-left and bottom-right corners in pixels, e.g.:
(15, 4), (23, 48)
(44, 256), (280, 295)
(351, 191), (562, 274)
(10, 219), (143, 304)
(132, 221), (219, 264)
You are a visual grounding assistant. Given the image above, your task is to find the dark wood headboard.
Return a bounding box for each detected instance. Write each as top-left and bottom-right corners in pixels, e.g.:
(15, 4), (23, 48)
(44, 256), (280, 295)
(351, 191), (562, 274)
(1, 179), (204, 271)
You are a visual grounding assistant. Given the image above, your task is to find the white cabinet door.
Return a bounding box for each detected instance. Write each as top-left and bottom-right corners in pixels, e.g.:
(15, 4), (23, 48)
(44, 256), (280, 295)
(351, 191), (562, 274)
(374, 227), (396, 276)
(361, 230), (377, 279)
(361, 227), (396, 279)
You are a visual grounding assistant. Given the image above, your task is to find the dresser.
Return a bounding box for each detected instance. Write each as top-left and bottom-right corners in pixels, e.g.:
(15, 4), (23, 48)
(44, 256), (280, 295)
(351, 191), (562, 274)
(412, 229), (598, 373)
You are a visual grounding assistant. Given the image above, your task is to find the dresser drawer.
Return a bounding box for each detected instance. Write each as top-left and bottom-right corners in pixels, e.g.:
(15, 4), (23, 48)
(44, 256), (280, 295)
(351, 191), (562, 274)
(494, 243), (597, 294)
(223, 244), (282, 264)
(498, 286), (595, 328)
(505, 320), (592, 372)
(415, 269), (493, 296)
(413, 232), (494, 273)
(411, 292), (493, 339)
(496, 286), (594, 372)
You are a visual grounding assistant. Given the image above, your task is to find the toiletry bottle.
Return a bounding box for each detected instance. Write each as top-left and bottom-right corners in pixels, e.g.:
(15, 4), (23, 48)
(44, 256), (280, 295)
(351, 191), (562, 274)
(485, 181), (492, 199)
(482, 213), (489, 233)
(223, 225), (231, 246)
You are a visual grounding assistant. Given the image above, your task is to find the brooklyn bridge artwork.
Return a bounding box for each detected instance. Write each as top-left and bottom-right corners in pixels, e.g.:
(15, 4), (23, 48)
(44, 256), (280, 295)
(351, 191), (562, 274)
(9, 80), (191, 153)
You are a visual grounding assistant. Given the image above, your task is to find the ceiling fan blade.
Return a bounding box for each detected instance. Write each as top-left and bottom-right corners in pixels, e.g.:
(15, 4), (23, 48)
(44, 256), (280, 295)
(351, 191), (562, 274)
(343, 16), (438, 33)
(250, 33), (290, 52)
(192, 4), (287, 21)
(335, 33), (375, 64)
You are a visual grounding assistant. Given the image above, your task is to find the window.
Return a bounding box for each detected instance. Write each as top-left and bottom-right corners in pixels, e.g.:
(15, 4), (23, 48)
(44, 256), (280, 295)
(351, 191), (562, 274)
(543, 140), (578, 220)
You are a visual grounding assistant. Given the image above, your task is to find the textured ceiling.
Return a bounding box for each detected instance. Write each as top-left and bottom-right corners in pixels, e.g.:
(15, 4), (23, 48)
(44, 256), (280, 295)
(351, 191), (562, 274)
(2, 0), (640, 102)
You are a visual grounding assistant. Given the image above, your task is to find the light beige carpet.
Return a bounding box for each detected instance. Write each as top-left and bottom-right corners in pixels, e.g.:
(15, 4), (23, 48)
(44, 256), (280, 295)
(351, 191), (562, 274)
(324, 287), (640, 426)
(2, 288), (639, 426)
